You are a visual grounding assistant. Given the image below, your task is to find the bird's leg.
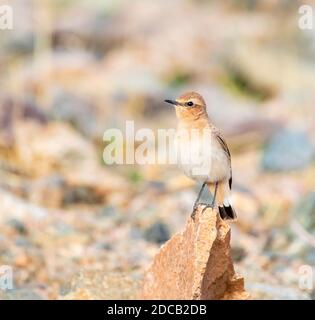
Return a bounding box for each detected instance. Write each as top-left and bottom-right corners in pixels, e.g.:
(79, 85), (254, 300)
(211, 182), (219, 209)
(201, 182), (218, 214)
(191, 182), (207, 219)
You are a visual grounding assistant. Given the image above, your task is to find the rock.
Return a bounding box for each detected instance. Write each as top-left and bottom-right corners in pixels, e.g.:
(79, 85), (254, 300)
(144, 222), (170, 244)
(3, 32), (35, 55)
(232, 191), (261, 232)
(52, 9), (124, 56)
(0, 289), (43, 300)
(139, 206), (249, 300)
(61, 271), (139, 300)
(231, 246), (247, 263)
(7, 219), (28, 235)
(246, 283), (310, 300)
(13, 122), (97, 176)
(0, 189), (49, 223)
(50, 90), (99, 139)
(63, 166), (130, 206)
(262, 130), (314, 172)
(0, 97), (47, 148)
(28, 174), (66, 208)
(292, 192), (315, 232)
(63, 186), (104, 206)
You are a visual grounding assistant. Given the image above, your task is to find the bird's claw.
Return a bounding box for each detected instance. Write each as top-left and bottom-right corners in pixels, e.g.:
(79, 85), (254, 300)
(191, 203), (214, 220)
(191, 203), (200, 220)
(201, 204), (214, 214)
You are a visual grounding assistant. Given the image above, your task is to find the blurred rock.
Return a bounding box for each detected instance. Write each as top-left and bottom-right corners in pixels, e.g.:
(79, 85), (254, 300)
(7, 219), (28, 235)
(201, 86), (279, 144)
(63, 166), (130, 207)
(262, 130), (314, 171)
(233, 191), (260, 232)
(231, 246), (247, 262)
(0, 97), (47, 148)
(140, 206), (249, 300)
(50, 90), (99, 139)
(13, 122), (96, 176)
(144, 222), (170, 244)
(29, 175), (66, 208)
(97, 206), (118, 218)
(61, 271), (139, 300)
(263, 229), (291, 252)
(2, 32), (35, 55)
(305, 250), (315, 265)
(0, 288), (44, 300)
(63, 186), (104, 206)
(0, 189), (48, 223)
(52, 9), (125, 56)
(228, 42), (315, 95)
(246, 283), (310, 300)
(292, 192), (315, 232)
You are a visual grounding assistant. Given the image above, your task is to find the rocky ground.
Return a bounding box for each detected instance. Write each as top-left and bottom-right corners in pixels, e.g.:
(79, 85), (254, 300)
(0, 0), (315, 299)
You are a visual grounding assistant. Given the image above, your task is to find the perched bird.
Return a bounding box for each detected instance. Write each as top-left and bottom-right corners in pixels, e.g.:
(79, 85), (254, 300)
(165, 92), (237, 220)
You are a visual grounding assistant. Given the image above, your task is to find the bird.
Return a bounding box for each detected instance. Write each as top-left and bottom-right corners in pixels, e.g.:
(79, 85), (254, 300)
(165, 91), (237, 221)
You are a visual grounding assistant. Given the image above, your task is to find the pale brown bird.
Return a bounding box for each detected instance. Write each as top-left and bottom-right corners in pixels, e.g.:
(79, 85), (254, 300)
(165, 91), (237, 220)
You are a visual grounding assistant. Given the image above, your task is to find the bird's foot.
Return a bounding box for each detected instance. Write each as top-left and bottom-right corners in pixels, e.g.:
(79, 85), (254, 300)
(191, 203), (213, 220)
(201, 204), (215, 215)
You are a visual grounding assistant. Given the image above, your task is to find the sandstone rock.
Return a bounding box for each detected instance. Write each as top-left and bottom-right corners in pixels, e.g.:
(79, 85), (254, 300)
(140, 206), (249, 300)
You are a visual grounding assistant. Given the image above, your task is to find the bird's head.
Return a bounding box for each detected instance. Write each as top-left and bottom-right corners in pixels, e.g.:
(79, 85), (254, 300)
(165, 91), (207, 122)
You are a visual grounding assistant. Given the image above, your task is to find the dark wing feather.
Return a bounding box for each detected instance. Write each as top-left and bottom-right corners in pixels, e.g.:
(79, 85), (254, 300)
(213, 128), (233, 190)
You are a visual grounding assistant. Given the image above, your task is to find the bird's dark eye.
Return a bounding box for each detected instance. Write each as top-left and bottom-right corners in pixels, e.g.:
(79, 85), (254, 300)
(187, 101), (194, 107)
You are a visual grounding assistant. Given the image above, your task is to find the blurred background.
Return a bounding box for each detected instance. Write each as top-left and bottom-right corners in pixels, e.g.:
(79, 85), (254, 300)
(0, 0), (315, 299)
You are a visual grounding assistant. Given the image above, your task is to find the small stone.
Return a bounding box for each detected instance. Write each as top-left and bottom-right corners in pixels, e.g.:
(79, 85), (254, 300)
(0, 289), (43, 300)
(292, 192), (315, 232)
(3, 33), (35, 55)
(129, 227), (143, 240)
(7, 219), (28, 235)
(262, 130), (314, 171)
(55, 222), (74, 236)
(246, 283), (310, 300)
(14, 254), (29, 268)
(29, 174), (66, 208)
(98, 206), (117, 218)
(305, 250), (315, 264)
(63, 186), (103, 205)
(231, 246), (247, 262)
(95, 242), (113, 251)
(15, 237), (32, 248)
(61, 271), (139, 300)
(144, 222), (170, 244)
(50, 90), (98, 138)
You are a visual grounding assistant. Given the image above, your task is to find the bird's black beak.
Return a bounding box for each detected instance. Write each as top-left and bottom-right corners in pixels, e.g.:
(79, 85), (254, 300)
(164, 99), (180, 106)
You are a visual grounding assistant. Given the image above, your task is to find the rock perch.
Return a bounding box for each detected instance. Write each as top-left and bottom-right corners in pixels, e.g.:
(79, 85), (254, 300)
(140, 206), (249, 300)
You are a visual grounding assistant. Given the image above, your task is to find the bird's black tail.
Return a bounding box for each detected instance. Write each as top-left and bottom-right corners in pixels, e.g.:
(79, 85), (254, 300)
(219, 205), (237, 221)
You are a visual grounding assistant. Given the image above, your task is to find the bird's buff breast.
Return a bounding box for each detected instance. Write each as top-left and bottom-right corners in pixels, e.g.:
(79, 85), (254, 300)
(174, 130), (230, 182)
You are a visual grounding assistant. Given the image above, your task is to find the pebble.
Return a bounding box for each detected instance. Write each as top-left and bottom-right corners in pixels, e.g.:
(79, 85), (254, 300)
(7, 219), (28, 235)
(144, 222), (170, 244)
(262, 130), (314, 171)
(0, 289), (43, 300)
(292, 192), (315, 231)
